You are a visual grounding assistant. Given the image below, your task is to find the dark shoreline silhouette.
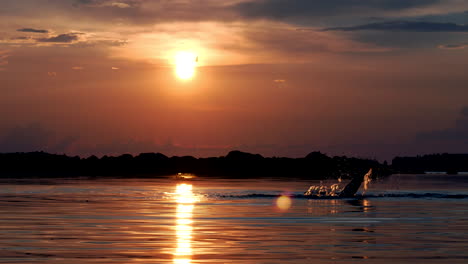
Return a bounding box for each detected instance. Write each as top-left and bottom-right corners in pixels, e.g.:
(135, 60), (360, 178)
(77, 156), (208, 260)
(0, 151), (466, 179)
(392, 153), (468, 174)
(0, 150), (389, 179)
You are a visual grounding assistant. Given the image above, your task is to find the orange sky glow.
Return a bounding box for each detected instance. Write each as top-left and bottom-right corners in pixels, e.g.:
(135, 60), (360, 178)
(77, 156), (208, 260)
(1, 0), (468, 160)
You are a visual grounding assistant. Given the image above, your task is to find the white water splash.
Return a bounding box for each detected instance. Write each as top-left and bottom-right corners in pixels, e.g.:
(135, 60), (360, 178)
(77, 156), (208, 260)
(304, 181), (343, 197)
(362, 169), (372, 195)
(305, 169), (373, 197)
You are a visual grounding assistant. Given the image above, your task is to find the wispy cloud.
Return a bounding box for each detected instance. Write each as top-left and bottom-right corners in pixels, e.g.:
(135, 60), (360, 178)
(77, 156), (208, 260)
(68, 0), (238, 25)
(233, 0), (441, 19)
(324, 21), (468, 32)
(240, 23), (392, 57)
(438, 43), (468, 49)
(74, 0), (135, 8)
(11, 36), (32, 40)
(17, 28), (49, 33)
(37, 33), (81, 43)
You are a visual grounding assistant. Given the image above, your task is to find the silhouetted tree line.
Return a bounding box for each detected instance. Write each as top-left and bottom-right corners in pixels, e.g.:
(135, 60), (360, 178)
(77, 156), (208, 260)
(0, 151), (391, 179)
(392, 153), (468, 174)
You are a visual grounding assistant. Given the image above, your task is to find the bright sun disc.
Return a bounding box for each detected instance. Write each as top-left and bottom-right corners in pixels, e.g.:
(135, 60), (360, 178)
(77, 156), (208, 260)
(175, 51), (197, 80)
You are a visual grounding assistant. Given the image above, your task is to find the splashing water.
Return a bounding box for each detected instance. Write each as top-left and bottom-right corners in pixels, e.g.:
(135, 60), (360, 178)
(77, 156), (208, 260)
(362, 170), (372, 195)
(304, 181), (343, 197)
(305, 169), (374, 197)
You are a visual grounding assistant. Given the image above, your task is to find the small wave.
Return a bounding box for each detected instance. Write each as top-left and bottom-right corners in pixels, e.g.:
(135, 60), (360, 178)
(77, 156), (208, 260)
(213, 193), (468, 200)
(364, 193), (468, 199)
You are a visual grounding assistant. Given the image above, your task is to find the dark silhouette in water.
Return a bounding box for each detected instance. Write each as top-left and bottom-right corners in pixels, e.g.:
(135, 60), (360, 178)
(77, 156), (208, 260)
(0, 150), (390, 179)
(338, 168), (372, 197)
(303, 168), (372, 197)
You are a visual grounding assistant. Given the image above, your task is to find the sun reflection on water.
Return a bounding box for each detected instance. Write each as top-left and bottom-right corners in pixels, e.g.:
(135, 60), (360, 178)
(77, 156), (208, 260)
(174, 184), (196, 264)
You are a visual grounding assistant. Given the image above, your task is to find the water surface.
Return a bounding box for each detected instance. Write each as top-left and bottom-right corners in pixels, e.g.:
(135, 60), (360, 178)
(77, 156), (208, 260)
(0, 175), (467, 263)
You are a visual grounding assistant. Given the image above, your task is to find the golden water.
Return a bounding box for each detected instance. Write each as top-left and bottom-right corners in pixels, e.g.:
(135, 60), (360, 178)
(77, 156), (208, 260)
(0, 176), (467, 263)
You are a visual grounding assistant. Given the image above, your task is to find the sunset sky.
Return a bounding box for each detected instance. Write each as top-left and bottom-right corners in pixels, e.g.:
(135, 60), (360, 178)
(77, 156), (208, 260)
(1, 0), (468, 160)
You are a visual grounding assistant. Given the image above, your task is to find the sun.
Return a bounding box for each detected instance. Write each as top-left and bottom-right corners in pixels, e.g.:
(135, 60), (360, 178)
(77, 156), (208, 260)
(174, 51), (198, 80)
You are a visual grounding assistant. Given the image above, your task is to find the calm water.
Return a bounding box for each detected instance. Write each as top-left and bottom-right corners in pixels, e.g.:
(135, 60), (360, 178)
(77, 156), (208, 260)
(0, 174), (467, 263)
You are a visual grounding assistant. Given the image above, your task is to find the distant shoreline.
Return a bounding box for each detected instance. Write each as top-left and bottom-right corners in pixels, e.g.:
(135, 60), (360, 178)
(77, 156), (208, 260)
(0, 151), (467, 179)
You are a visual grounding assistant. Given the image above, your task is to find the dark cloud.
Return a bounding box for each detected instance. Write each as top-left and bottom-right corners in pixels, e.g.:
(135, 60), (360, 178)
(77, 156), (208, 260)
(439, 43), (468, 49)
(238, 26), (388, 56)
(324, 21), (468, 32)
(37, 33), (80, 43)
(75, 0), (93, 4)
(11, 36), (31, 40)
(71, 0), (133, 9)
(68, 0), (235, 24)
(73, 0), (135, 8)
(342, 30), (468, 50)
(4, 0), (449, 28)
(0, 0), (461, 28)
(234, 0), (440, 19)
(17, 28), (49, 33)
(414, 11), (468, 25)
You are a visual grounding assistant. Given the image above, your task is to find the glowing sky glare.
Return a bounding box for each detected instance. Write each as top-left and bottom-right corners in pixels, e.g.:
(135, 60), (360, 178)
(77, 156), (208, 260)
(174, 51), (197, 80)
(2, 1), (468, 159)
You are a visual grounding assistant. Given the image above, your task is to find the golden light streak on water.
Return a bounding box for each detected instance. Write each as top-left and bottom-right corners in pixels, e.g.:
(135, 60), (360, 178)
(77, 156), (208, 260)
(363, 199), (372, 212)
(174, 184), (195, 264)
